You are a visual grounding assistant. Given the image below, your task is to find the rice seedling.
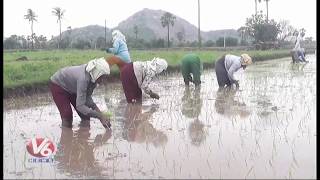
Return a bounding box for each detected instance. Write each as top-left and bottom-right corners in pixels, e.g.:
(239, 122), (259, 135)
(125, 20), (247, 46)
(3, 54), (316, 179)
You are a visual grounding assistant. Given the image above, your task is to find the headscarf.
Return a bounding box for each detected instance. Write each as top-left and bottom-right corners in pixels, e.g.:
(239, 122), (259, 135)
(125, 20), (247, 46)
(112, 30), (126, 43)
(145, 57), (168, 74)
(240, 54), (252, 66)
(86, 57), (110, 83)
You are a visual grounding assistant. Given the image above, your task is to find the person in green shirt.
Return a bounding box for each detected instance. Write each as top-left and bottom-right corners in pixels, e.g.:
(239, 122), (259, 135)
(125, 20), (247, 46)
(181, 54), (202, 86)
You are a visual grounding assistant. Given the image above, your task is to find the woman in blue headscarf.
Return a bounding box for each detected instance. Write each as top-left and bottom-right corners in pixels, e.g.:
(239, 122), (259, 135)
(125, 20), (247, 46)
(106, 30), (131, 70)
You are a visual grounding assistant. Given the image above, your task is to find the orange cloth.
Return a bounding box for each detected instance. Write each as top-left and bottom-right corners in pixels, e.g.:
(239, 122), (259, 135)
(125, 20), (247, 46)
(106, 56), (127, 70)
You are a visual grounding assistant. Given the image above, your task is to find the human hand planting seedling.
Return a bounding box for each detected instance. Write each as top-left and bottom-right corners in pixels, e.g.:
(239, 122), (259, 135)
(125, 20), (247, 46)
(102, 111), (113, 119)
(99, 111), (112, 129)
(234, 80), (240, 88)
(150, 92), (160, 100)
(100, 117), (111, 129)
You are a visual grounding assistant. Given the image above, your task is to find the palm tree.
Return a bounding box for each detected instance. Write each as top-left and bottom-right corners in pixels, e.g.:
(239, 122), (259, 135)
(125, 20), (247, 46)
(198, 0), (201, 48)
(52, 7), (65, 49)
(160, 12), (176, 48)
(254, 0), (262, 15)
(237, 26), (247, 44)
(264, 0), (270, 22)
(134, 25), (138, 43)
(24, 9), (37, 49)
(133, 25), (139, 47)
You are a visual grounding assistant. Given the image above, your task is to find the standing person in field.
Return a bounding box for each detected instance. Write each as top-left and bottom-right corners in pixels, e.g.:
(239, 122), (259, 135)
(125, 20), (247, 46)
(50, 58), (111, 129)
(120, 57), (168, 103)
(215, 54), (252, 90)
(181, 53), (202, 86)
(105, 30), (131, 70)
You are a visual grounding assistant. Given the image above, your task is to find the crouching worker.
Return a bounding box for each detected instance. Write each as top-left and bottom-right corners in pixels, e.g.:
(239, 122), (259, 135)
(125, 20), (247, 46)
(49, 58), (111, 129)
(215, 54), (252, 90)
(181, 53), (202, 86)
(106, 30), (131, 71)
(120, 57), (168, 103)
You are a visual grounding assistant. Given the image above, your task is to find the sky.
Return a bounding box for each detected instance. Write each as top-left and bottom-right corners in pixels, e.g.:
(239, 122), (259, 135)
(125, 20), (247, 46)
(3, 0), (317, 40)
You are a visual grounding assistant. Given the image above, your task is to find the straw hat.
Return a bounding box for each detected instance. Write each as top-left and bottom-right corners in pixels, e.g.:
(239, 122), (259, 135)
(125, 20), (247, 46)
(240, 54), (252, 65)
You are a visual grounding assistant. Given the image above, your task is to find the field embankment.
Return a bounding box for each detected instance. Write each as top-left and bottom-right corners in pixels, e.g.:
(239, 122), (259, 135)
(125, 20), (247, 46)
(3, 49), (304, 98)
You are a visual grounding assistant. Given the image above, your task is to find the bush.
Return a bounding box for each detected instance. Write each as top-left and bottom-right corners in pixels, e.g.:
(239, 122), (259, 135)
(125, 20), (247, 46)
(216, 37), (238, 47)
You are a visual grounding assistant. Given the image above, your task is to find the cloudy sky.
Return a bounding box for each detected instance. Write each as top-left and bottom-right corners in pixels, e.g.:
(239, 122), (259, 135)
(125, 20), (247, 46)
(3, 0), (317, 39)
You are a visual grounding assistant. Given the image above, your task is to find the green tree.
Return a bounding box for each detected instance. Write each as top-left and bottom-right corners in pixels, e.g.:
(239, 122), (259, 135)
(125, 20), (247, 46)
(52, 7), (65, 49)
(244, 12), (280, 43)
(133, 25), (138, 47)
(216, 37), (238, 47)
(304, 37), (313, 43)
(38, 35), (47, 49)
(204, 40), (215, 47)
(151, 38), (165, 48)
(160, 12), (176, 48)
(4, 35), (19, 49)
(176, 28), (186, 46)
(96, 36), (106, 49)
(237, 26), (250, 45)
(24, 9), (37, 49)
(277, 20), (297, 45)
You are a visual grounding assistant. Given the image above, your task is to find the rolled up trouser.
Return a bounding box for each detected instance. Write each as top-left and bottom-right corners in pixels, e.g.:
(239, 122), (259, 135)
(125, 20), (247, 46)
(49, 81), (90, 122)
(215, 55), (231, 87)
(120, 63), (142, 103)
(291, 50), (300, 63)
(181, 55), (201, 85)
(297, 50), (306, 61)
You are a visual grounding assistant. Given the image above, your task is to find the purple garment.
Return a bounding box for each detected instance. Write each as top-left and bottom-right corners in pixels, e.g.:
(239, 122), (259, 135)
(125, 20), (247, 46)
(120, 63), (142, 103)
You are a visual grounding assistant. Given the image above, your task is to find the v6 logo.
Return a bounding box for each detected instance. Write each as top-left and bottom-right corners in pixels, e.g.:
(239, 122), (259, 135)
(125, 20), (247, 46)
(26, 137), (56, 158)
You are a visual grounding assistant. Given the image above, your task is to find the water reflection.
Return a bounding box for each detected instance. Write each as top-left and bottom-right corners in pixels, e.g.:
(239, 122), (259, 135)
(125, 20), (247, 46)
(181, 86), (202, 119)
(181, 86), (207, 146)
(122, 104), (168, 147)
(215, 88), (250, 118)
(55, 127), (112, 177)
(290, 63), (307, 73)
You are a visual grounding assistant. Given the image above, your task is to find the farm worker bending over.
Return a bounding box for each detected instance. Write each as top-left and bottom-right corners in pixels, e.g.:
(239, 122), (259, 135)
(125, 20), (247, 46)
(181, 53), (202, 86)
(120, 57), (168, 103)
(106, 30), (131, 70)
(293, 31), (308, 63)
(215, 54), (252, 90)
(49, 58), (111, 129)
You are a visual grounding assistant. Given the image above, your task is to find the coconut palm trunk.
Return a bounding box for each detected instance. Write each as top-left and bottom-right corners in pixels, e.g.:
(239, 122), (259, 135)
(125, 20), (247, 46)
(59, 19), (61, 49)
(31, 21), (34, 49)
(266, 0), (269, 22)
(24, 9), (37, 49)
(52, 7), (65, 49)
(255, 0), (258, 14)
(160, 12), (176, 49)
(167, 25), (170, 48)
(198, 0), (201, 48)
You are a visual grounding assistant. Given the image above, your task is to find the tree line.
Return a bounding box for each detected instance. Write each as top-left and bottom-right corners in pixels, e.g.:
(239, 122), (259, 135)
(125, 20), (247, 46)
(4, 3), (314, 50)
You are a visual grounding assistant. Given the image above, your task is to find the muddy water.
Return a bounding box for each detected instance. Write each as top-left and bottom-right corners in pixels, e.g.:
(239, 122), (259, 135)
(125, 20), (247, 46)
(4, 55), (316, 179)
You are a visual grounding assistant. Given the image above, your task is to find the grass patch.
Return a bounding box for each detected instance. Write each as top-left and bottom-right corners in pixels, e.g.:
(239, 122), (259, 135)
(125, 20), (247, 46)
(4, 49), (290, 90)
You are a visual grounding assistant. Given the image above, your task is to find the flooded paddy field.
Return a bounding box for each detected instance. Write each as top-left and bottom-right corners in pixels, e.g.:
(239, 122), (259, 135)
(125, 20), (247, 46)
(4, 55), (316, 179)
